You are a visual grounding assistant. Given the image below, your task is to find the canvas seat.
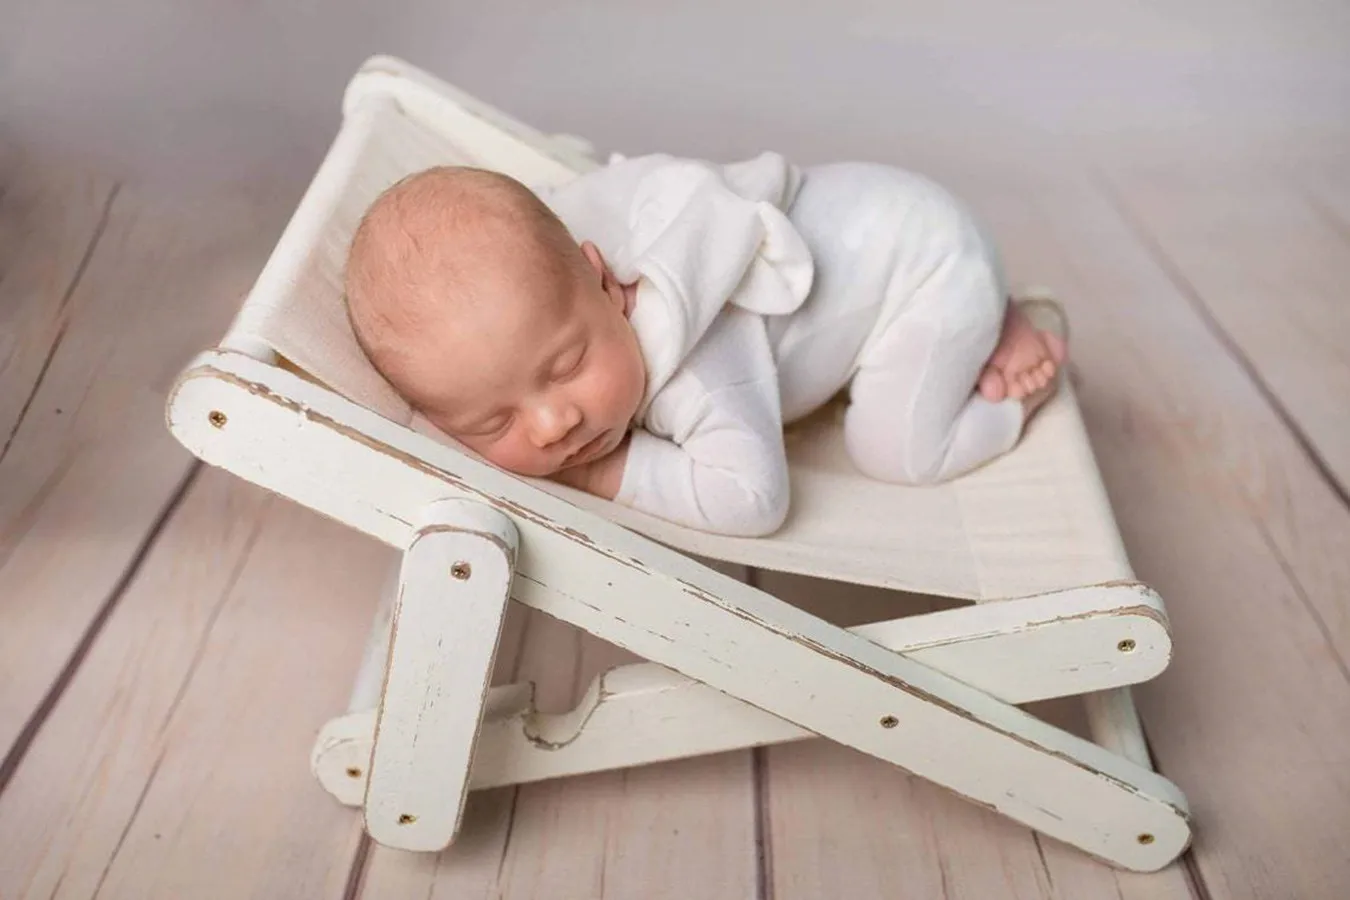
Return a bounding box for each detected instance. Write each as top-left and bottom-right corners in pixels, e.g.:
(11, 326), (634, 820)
(165, 55), (1190, 872)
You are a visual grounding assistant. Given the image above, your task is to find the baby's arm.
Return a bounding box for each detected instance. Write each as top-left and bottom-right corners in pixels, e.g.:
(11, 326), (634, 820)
(614, 308), (791, 537)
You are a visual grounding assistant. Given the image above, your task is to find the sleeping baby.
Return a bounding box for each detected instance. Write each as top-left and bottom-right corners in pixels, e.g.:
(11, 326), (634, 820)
(343, 152), (1066, 537)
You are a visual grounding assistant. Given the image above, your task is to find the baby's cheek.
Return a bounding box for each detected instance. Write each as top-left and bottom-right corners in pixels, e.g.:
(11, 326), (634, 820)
(487, 435), (555, 477)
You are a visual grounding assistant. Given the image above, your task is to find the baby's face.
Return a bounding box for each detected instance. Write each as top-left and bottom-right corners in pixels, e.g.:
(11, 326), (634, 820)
(414, 248), (646, 479)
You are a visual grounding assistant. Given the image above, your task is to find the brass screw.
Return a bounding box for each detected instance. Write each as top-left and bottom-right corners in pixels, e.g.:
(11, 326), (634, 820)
(880, 715), (899, 729)
(208, 410), (227, 428)
(398, 814), (417, 825)
(1118, 639), (1137, 653)
(1137, 833), (1155, 845)
(345, 767), (362, 779)
(451, 561), (472, 580)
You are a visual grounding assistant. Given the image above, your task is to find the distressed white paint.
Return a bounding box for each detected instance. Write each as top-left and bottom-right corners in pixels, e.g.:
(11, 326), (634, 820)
(163, 57), (1194, 872)
(363, 500), (518, 851)
(311, 585), (1167, 793)
(168, 355), (1189, 871)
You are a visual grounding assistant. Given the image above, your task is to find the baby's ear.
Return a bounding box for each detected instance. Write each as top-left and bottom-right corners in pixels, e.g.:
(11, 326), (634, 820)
(579, 241), (608, 281)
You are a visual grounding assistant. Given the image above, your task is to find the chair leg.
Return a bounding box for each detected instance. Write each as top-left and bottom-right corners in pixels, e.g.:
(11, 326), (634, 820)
(1084, 687), (1154, 769)
(314, 583), (1168, 800)
(176, 358), (1187, 869)
(362, 499), (517, 852)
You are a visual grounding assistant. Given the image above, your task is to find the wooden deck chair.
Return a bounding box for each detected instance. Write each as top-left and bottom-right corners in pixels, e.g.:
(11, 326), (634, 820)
(165, 56), (1190, 872)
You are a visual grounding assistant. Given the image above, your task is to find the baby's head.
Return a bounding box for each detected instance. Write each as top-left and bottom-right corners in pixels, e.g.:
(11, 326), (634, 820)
(344, 166), (646, 478)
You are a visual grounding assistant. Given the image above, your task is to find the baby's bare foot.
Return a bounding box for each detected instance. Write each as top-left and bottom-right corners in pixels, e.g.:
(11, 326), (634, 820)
(977, 303), (1067, 403)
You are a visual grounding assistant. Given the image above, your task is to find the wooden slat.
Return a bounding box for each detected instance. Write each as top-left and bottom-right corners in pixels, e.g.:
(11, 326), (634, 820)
(756, 571), (1196, 899)
(358, 565), (760, 898)
(0, 149), (116, 450)
(76, 493), (390, 899)
(348, 607), (530, 898)
(955, 170), (1350, 899)
(363, 501), (517, 851)
(0, 179), (289, 764)
(0, 471), (266, 896)
(170, 349), (1194, 870)
(1103, 163), (1350, 500)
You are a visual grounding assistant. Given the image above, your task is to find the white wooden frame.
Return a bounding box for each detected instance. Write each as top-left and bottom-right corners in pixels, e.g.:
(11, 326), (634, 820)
(163, 56), (1191, 872)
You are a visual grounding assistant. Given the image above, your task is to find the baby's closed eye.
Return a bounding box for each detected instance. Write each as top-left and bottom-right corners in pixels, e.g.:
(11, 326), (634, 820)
(462, 412), (514, 437)
(549, 343), (587, 381)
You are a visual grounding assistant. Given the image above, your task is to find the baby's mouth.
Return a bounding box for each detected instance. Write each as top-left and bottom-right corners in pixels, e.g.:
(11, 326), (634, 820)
(564, 431), (606, 465)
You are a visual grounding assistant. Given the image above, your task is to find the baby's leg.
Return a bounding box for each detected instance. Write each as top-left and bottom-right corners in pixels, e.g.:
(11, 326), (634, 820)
(844, 257), (1025, 485)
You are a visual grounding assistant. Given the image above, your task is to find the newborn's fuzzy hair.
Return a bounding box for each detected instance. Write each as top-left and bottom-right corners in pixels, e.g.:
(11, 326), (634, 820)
(343, 165), (583, 405)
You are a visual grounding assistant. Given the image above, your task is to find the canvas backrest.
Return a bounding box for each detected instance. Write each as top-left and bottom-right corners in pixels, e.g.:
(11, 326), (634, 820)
(221, 61), (595, 428)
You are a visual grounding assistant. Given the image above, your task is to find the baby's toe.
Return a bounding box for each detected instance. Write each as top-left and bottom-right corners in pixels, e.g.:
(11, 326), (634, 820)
(978, 368), (1007, 402)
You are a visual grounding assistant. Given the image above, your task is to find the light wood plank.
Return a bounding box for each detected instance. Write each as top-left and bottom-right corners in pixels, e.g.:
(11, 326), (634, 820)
(65, 492), (389, 899)
(0, 470), (270, 897)
(0, 180), (288, 760)
(0, 148), (116, 448)
(951, 170), (1350, 899)
(1103, 162), (1350, 498)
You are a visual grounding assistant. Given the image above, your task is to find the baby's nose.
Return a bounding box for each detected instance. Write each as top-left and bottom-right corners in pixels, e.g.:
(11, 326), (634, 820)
(530, 401), (582, 447)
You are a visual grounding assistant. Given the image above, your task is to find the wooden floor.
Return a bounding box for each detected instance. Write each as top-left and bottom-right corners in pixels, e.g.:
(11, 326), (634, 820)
(2, 136), (1348, 899)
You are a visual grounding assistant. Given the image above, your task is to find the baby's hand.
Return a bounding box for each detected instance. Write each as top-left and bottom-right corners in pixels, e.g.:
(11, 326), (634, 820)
(550, 434), (631, 500)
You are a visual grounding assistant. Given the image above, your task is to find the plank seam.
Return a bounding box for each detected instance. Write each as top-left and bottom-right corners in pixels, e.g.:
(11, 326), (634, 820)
(1032, 834), (1056, 893)
(1251, 517), (1350, 686)
(0, 182), (120, 467)
(752, 746), (775, 900)
(155, 496), (275, 736)
(746, 568), (776, 900)
(494, 787), (523, 882)
(1092, 170), (1350, 512)
(341, 833), (373, 900)
(90, 748), (166, 899)
(0, 461), (201, 795)
(1182, 851), (1215, 900)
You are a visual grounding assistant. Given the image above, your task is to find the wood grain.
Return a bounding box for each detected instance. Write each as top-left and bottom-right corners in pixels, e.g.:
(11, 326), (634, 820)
(0, 183), (287, 764)
(1101, 164), (1350, 498)
(0, 149), (116, 454)
(956, 170), (1350, 899)
(0, 471), (271, 897)
(1102, 166), (1350, 656)
(96, 498), (387, 899)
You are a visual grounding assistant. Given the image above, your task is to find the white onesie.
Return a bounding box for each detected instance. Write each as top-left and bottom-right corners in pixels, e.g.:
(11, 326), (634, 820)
(539, 153), (1025, 537)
